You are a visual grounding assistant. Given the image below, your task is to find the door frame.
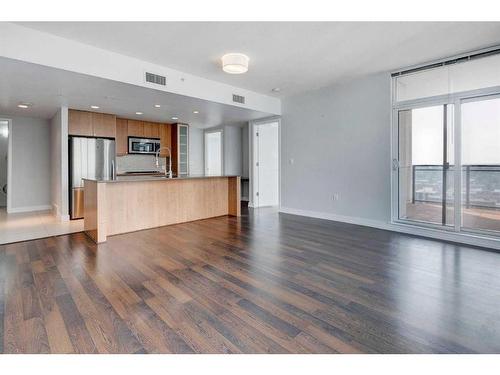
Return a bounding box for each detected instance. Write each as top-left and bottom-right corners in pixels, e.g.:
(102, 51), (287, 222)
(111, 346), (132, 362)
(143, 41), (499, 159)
(0, 118), (12, 212)
(204, 128), (223, 176)
(249, 116), (281, 208)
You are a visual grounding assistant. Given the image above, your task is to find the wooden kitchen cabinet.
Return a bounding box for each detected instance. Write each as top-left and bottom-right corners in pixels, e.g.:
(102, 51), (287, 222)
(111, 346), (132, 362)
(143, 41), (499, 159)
(159, 123), (171, 157)
(69, 109), (116, 138)
(116, 118), (128, 156)
(127, 120), (144, 137)
(144, 122), (160, 139)
(92, 112), (116, 138)
(69, 109), (93, 136)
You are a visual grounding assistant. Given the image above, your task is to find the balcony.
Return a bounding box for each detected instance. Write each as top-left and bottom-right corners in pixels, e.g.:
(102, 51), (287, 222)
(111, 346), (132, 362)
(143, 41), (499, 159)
(403, 165), (500, 232)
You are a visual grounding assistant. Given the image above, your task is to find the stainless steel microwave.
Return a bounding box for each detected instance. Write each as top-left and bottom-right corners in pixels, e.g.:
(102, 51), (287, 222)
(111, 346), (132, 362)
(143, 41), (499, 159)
(128, 137), (161, 155)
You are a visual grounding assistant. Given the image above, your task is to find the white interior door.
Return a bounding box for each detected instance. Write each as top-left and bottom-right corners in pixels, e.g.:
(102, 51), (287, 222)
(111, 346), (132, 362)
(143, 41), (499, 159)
(254, 122), (279, 207)
(205, 131), (222, 175)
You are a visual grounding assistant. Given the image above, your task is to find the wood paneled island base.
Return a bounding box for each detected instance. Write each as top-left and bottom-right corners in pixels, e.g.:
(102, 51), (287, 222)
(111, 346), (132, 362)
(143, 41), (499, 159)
(83, 176), (241, 243)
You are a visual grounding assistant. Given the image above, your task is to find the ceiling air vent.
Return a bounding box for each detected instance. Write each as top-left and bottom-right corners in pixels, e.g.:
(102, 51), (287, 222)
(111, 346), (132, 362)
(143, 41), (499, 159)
(145, 72), (166, 86)
(232, 94), (245, 104)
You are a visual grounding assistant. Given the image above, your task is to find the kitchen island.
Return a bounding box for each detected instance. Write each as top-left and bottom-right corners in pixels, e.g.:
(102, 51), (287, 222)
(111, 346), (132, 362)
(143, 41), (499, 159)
(83, 175), (240, 243)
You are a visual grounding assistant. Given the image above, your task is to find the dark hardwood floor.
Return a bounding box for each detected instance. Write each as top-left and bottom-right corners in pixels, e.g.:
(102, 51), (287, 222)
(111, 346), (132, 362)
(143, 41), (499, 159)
(1, 204), (500, 353)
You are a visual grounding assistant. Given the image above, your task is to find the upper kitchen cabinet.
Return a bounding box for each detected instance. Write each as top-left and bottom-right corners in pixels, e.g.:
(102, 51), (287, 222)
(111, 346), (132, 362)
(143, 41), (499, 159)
(68, 109), (116, 138)
(92, 112), (116, 138)
(69, 109), (92, 136)
(144, 122), (160, 139)
(116, 118), (128, 156)
(127, 120), (144, 137)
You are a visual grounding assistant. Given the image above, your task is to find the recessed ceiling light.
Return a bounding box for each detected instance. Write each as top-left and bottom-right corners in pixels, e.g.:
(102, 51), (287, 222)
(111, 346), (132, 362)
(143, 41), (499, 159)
(272, 88), (281, 92)
(221, 53), (249, 74)
(154, 104), (161, 108)
(193, 110), (199, 114)
(135, 112), (143, 115)
(90, 105), (100, 109)
(17, 103), (31, 109)
(171, 116), (179, 120)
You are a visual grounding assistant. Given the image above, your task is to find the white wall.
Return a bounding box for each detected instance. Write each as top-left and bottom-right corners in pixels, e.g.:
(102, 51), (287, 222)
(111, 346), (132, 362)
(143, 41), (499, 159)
(223, 126), (242, 176)
(280, 72), (391, 223)
(50, 107), (69, 220)
(189, 126), (204, 175)
(3, 114), (52, 212)
(241, 124), (249, 178)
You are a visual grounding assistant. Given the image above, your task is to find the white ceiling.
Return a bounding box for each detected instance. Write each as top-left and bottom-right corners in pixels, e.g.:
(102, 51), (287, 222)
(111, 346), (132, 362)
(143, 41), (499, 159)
(17, 21), (500, 97)
(0, 57), (270, 127)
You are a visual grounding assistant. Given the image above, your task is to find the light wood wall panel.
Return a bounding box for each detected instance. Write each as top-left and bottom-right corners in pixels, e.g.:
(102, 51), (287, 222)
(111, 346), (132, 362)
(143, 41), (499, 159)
(83, 180), (107, 243)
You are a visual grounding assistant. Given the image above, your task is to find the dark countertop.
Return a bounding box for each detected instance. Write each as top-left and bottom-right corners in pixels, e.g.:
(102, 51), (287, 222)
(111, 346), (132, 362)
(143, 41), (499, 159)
(83, 174), (240, 183)
(116, 171), (164, 176)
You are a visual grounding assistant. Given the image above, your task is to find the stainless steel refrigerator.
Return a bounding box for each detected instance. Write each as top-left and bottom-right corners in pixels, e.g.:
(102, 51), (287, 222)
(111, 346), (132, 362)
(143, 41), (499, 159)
(69, 137), (116, 219)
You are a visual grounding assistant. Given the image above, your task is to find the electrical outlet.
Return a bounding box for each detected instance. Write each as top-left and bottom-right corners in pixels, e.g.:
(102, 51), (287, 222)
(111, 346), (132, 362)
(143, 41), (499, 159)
(289, 158), (294, 165)
(332, 193), (340, 201)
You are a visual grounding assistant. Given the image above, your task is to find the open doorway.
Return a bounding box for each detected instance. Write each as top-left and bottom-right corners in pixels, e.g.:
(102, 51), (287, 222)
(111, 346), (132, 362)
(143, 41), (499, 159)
(252, 120), (280, 207)
(0, 119), (10, 210)
(204, 129), (223, 175)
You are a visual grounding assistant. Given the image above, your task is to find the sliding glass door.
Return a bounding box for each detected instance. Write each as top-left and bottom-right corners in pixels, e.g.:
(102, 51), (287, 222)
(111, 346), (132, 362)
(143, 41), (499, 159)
(397, 104), (454, 227)
(394, 95), (500, 237)
(461, 95), (500, 234)
(392, 49), (500, 238)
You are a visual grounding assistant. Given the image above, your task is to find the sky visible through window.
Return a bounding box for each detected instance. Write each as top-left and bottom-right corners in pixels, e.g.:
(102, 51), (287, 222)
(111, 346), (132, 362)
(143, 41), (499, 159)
(411, 98), (500, 165)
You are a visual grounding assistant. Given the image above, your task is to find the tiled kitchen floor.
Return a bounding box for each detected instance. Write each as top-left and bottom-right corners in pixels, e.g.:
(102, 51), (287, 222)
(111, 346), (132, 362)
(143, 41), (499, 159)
(0, 208), (83, 244)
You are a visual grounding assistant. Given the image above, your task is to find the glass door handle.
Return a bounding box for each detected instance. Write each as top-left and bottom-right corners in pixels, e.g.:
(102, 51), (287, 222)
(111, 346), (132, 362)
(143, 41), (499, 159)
(392, 159), (399, 171)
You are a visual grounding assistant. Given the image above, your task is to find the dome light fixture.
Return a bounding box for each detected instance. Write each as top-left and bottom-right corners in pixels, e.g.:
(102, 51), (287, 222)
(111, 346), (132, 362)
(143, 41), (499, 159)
(221, 53), (249, 74)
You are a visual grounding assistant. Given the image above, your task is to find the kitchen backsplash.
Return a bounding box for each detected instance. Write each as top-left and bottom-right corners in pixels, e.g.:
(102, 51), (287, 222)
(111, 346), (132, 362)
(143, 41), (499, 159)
(116, 154), (166, 173)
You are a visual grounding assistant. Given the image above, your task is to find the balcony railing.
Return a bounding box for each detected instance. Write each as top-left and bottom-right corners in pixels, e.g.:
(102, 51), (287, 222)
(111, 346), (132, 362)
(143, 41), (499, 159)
(412, 164), (500, 209)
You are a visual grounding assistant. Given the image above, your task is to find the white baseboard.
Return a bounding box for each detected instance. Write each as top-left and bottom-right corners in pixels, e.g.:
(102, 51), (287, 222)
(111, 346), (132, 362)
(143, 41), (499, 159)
(57, 214), (71, 222)
(279, 206), (500, 251)
(7, 204), (52, 214)
(52, 203), (70, 221)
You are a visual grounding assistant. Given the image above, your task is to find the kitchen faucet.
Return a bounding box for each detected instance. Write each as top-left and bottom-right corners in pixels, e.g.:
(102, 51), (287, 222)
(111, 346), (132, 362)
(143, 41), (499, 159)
(155, 147), (173, 178)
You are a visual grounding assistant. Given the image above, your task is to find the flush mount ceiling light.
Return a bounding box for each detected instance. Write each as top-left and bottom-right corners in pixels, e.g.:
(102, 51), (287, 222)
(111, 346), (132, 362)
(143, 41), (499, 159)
(193, 110), (199, 114)
(17, 103), (32, 109)
(154, 104), (161, 108)
(171, 116), (179, 120)
(90, 105), (100, 109)
(221, 53), (249, 74)
(135, 112), (143, 115)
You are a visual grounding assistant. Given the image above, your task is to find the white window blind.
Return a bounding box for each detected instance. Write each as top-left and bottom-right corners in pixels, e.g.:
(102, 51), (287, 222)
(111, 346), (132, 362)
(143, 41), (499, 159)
(394, 52), (500, 102)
